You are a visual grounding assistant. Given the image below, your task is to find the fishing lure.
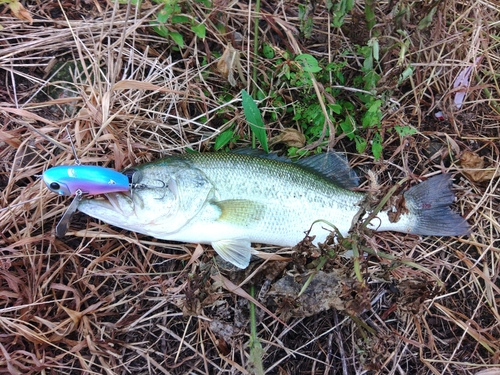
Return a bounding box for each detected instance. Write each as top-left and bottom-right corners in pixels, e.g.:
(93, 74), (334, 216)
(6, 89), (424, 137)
(42, 165), (132, 238)
(41, 126), (138, 237)
(43, 165), (130, 196)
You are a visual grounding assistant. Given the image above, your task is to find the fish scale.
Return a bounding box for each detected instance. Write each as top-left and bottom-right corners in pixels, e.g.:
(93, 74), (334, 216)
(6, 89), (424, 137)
(178, 153), (364, 245)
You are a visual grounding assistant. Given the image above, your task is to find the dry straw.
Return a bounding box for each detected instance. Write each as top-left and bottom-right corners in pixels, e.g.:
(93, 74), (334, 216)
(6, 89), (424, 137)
(0, 0), (499, 373)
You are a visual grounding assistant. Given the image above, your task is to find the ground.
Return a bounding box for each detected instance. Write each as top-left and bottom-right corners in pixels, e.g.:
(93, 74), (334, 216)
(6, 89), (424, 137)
(0, 0), (499, 374)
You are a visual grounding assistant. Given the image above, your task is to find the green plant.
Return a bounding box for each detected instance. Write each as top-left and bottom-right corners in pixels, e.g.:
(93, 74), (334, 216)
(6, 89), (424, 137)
(270, 41), (416, 159)
(298, 3), (314, 38)
(248, 285), (264, 375)
(228, 2), (416, 160)
(214, 127), (239, 151)
(241, 90), (269, 153)
(147, 0), (207, 47)
(213, 90), (269, 152)
(327, 0), (375, 31)
(153, 1), (206, 47)
(364, 0), (376, 31)
(335, 41), (384, 158)
(327, 0), (355, 28)
(112, 0), (207, 47)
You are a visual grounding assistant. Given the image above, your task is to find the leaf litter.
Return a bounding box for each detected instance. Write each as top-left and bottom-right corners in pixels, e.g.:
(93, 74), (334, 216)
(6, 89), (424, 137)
(0, 0), (499, 374)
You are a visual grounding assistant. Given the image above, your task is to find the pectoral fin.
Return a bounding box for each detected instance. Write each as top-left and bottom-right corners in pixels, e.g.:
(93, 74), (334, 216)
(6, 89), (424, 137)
(214, 199), (265, 226)
(211, 239), (254, 269)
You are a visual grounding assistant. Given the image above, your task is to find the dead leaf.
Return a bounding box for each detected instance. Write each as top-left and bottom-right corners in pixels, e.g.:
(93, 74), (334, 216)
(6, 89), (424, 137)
(270, 128), (306, 148)
(0, 130), (22, 148)
(186, 244), (204, 268)
(9, 1), (33, 25)
(216, 45), (246, 86)
(112, 80), (183, 94)
(453, 57), (482, 109)
(460, 150), (499, 182)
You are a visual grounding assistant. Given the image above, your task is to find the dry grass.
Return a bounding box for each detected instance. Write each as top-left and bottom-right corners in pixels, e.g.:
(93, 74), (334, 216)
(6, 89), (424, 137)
(1, 0), (499, 374)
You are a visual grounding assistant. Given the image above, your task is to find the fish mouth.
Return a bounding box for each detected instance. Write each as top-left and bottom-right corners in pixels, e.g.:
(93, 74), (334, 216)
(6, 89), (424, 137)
(78, 193), (133, 219)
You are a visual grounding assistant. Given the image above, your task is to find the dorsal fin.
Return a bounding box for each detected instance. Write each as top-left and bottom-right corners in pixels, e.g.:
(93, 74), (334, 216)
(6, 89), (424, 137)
(295, 152), (359, 189)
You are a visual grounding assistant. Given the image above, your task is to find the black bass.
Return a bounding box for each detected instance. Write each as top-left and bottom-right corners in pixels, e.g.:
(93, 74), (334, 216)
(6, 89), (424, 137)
(77, 151), (469, 268)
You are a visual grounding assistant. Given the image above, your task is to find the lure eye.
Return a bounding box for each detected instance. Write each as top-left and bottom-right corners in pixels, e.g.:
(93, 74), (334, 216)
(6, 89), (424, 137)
(50, 182), (61, 190)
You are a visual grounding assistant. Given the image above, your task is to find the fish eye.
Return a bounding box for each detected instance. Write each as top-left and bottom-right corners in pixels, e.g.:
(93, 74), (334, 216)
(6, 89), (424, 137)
(50, 182), (61, 190)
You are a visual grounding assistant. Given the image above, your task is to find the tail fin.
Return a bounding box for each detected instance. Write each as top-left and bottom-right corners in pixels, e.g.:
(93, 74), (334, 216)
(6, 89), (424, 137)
(404, 174), (470, 236)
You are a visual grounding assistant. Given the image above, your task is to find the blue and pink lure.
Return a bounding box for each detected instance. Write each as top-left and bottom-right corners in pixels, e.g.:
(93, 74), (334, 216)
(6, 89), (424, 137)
(42, 165), (131, 237)
(43, 165), (130, 196)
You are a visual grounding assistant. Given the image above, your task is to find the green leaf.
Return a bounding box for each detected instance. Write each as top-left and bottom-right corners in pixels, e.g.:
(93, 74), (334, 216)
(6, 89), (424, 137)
(151, 24), (170, 38)
(171, 15), (190, 24)
(157, 4), (175, 23)
(362, 55), (373, 72)
(262, 43), (274, 59)
(394, 125), (417, 137)
(332, 0), (354, 27)
(328, 103), (342, 114)
(340, 115), (356, 139)
(298, 3), (314, 38)
(169, 31), (184, 48)
(368, 38), (379, 61)
(358, 45), (372, 59)
(295, 54), (322, 73)
(418, 6), (437, 30)
(362, 100), (382, 129)
(241, 90), (269, 153)
(362, 111), (381, 129)
(256, 89), (266, 101)
(372, 132), (383, 159)
(368, 99), (382, 112)
(363, 70), (380, 90)
(191, 23), (206, 38)
(342, 101), (355, 111)
(282, 64), (291, 80)
(365, 0), (376, 30)
(398, 66), (414, 85)
(214, 129), (235, 150)
(336, 70), (345, 84)
(354, 135), (367, 154)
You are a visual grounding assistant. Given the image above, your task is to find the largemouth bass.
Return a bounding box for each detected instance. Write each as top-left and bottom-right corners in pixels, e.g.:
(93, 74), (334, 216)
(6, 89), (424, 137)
(77, 151), (469, 268)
